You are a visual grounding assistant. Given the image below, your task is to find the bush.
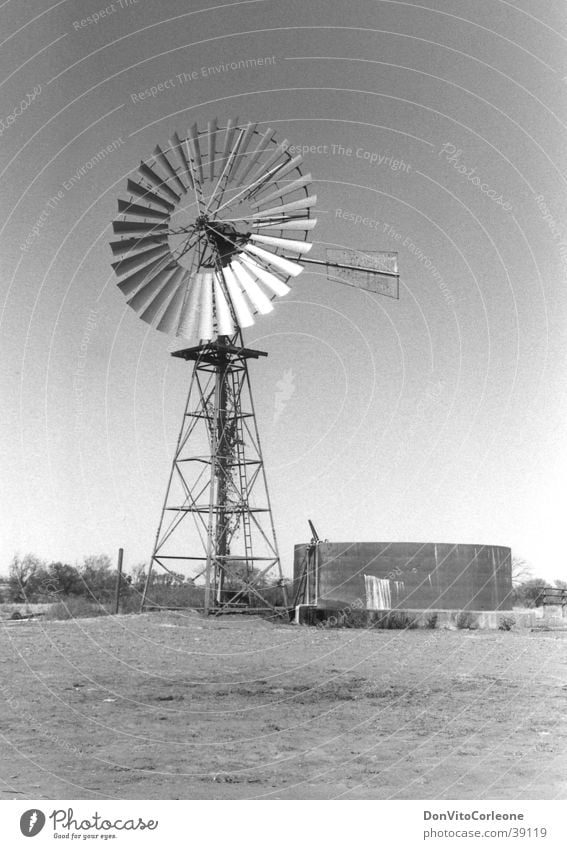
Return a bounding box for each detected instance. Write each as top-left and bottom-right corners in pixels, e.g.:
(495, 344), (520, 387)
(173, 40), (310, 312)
(79, 554), (115, 603)
(378, 611), (418, 629)
(456, 611), (478, 630)
(43, 562), (82, 597)
(7, 554), (47, 602)
(512, 578), (552, 608)
(118, 592), (145, 614)
(340, 610), (368, 629)
(426, 613), (439, 629)
(498, 615), (516, 631)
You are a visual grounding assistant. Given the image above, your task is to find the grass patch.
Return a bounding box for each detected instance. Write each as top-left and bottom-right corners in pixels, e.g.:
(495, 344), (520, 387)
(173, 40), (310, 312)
(44, 598), (109, 620)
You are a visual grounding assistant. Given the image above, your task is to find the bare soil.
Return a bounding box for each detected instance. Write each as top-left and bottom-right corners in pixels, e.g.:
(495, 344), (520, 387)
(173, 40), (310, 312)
(1, 612), (566, 799)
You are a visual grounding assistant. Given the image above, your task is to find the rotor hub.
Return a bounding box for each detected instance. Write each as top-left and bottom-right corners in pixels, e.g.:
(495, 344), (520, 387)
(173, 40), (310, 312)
(205, 222), (242, 265)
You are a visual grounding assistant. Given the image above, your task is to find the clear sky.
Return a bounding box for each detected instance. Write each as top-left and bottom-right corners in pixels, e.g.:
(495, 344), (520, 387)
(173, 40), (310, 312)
(1, 0), (566, 582)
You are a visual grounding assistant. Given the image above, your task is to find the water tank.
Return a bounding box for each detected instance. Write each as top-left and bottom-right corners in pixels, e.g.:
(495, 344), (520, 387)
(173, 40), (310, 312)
(293, 541), (512, 611)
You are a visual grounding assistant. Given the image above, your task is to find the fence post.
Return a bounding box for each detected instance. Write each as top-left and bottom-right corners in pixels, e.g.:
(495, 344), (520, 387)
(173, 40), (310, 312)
(114, 548), (124, 615)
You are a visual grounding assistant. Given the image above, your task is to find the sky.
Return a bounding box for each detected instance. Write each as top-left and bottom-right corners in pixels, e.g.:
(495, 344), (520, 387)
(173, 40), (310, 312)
(1, 0), (566, 582)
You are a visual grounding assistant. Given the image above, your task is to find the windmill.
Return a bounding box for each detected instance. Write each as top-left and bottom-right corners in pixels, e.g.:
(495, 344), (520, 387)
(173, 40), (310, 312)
(110, 119), (399, 616)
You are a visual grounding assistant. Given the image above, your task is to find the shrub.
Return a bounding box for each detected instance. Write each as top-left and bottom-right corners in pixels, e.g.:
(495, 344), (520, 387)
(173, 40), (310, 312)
(79, 554), (115, 603)
(118, 592), (146, 614)
(340, 610), (368, 629)
(512, 578), (552, 608)
(381, 611), (418, 630)
(426, 613), (439, 629)
(498, 615), (516, 631)
(456, 611), (478, 630)
(7, 554), (47, 602)
(43, 562), (82, 597)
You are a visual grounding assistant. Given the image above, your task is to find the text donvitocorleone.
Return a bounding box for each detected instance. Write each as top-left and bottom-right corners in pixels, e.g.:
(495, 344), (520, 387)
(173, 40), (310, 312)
(424, 811), (524, 821)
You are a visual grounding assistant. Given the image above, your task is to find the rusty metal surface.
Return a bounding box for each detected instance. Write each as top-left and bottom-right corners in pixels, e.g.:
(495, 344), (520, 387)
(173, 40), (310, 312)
(293, 541), (513, 611)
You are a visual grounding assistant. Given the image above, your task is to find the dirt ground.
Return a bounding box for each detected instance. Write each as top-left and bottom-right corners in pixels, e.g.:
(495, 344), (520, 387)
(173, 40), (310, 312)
(1, 612), (566, 800)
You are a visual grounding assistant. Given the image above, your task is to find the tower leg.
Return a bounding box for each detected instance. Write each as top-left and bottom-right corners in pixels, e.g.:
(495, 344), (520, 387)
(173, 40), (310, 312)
(140, 364), (198, 613)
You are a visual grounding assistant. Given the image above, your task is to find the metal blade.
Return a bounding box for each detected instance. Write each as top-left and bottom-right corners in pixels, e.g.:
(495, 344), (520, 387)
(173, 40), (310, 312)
(205, 125), (246, 213)
(238, 157), (297, 208)
(254, 217), (317, 231)
(222, 266), (255, 328)
(242, 243), (304, 278)
(252, 195), (317, 218)
(215, 118), (239, 182)
(153, 144), (187, 194)
(116, 255), (174, 297)
(110, 234), (169, 256)
(112, 244), (170, 276)
(112, 220), (168, 235)
(244, 140), (290, 191)
(169, 132), (194, 189)
(231, 261), (274, 314)
(249, 233), (312, 254)
(140, 272), (179, 326)
(138, 162), (180, 203)
(117, 199), (170, 221)
(211, 149), (299, 218)
(236, 126), (274, 185)
(248, 154), (304, 200)
(156, 268), (189, 334)
(251, 173), (312, 207)
(187, 123), (204, 186)
(127, 265), (176, 313)
(213, 273), (235, 336)
(240, 255), (291, 297)
(207, 118), (218, 181)
(138, 272), (183, 325)
(177, 270), (205, 340)
(229, 121), (257, 180)
(126, 179), (175, 212)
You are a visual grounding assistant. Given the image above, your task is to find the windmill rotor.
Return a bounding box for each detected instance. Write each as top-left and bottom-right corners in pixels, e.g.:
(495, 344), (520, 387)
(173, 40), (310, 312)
(111, 120), (317, 347)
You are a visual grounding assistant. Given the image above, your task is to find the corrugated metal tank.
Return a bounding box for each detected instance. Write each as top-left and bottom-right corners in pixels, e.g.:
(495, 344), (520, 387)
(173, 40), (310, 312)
(293, 541), (513, 611)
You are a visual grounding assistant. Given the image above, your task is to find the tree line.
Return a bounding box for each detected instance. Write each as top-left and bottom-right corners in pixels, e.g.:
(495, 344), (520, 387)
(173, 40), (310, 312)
(0, 553), (284, 609)
(1, 554), (149, 605)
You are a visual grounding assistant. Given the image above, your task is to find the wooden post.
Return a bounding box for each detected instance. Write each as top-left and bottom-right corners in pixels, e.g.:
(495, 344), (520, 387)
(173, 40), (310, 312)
(114, 548), (124, 615)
